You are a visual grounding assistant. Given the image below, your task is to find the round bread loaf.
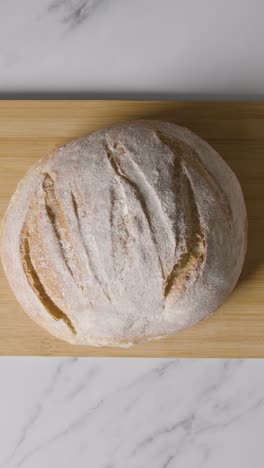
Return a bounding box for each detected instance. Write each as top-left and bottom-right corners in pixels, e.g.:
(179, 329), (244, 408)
(0, 121), (247, 346)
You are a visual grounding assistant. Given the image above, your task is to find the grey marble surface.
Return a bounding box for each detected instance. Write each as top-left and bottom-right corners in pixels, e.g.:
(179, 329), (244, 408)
(0, 358), (264, 468)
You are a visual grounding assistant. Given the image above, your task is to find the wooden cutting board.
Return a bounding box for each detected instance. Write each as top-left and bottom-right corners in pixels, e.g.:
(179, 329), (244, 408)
(0, 101), (263, 357)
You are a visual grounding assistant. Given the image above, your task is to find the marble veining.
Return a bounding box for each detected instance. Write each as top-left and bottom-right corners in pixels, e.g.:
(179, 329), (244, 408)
(1, 358), (264, 467)
(47, 0), (106, 29)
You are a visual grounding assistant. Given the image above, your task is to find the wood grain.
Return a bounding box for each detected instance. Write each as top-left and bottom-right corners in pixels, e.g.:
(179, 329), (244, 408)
(0, 100), (263, 357)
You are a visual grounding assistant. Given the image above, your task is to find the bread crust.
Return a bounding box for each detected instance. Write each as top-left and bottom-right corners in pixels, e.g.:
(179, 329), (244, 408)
(0, 121), (247, 346)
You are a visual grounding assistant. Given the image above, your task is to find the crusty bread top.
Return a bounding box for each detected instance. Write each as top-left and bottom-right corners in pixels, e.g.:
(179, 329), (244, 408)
(0, 121), (247, 346)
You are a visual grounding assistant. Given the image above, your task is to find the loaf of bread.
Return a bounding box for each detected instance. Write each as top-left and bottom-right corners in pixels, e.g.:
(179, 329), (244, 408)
(0, 121), (247, 346)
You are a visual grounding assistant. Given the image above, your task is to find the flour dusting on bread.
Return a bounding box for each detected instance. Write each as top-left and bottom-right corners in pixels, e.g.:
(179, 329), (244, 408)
(0, 121), (247, 346)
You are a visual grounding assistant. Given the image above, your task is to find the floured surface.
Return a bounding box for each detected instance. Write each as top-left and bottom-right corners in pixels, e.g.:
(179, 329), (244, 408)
(0, 101), (263, 356)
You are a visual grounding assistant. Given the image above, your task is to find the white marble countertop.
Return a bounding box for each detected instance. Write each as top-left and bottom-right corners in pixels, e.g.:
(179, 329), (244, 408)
(1, 358), (264, 468)
(1, 0), (264, 98)
(1, 1), (264, 467)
